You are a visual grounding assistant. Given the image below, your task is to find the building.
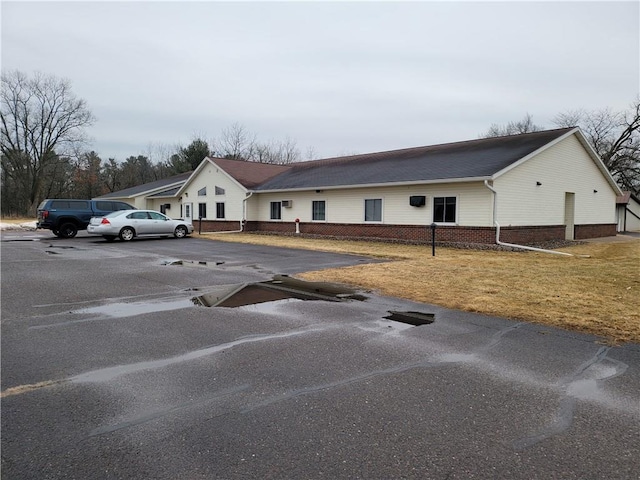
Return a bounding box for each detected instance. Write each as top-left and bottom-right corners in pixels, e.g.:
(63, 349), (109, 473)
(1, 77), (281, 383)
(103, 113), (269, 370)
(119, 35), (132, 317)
(98, 127), (623, 245)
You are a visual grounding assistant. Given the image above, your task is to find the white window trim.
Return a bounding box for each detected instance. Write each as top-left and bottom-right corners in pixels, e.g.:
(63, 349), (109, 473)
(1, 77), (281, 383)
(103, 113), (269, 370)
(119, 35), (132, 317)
(312, 199), (327, 222)
(432, 195), (458, 225)
(216, 202), (225, 220)
(198, 202), (207, 220)
(270, 201), (283, 221)
(364, 198), (383, 223)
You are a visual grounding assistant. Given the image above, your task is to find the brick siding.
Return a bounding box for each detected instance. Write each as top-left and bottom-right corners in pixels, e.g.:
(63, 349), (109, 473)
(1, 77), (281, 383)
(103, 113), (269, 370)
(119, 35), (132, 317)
(574, 223), (616, 240)
(199, 220), (616, 244)
(195, 220), (243, 232)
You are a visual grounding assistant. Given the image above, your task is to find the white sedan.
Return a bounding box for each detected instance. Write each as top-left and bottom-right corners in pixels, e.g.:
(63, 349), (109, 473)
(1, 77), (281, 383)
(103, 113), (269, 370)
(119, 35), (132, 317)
(87, 210), (193, 242)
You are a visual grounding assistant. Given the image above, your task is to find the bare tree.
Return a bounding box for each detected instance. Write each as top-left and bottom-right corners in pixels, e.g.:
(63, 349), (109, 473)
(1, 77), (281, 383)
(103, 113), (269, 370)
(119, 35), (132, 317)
(1, 71), (95, 214)
(215, 122), (257, 160)
(252, 137), (300, 165)
(483, 113), (544, 137)
(554, 99), (640, 193)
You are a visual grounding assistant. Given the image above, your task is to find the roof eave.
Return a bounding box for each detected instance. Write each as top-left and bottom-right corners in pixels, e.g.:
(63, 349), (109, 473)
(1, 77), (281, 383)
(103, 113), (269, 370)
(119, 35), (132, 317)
(176, 157), (249, 196)
(492, 128), (623, 195)
(254, 176), (492, 194)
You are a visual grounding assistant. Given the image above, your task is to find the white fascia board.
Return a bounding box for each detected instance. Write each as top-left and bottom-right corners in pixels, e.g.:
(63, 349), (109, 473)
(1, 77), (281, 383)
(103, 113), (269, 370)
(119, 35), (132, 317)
(176, 157), (249, 196)
(572, 129), (623, 195)
(209, 160), (251, 193)
(492, 128), (578, 180)
(175, 157), (214, 197)
(492, 128), (623, 194)
(253, 176), (490, 194)
(136, 181), (185, 198)
(148, 194), (178, 199)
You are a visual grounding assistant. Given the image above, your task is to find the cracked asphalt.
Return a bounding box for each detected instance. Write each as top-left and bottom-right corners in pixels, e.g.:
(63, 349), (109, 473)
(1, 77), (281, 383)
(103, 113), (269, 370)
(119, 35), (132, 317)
(2, 231), (639, 479)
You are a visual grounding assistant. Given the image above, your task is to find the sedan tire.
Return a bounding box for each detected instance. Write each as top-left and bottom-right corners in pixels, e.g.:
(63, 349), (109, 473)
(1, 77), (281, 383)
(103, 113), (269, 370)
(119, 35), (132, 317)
(174, 225), (188, 238)
(119, 227), (135, 242)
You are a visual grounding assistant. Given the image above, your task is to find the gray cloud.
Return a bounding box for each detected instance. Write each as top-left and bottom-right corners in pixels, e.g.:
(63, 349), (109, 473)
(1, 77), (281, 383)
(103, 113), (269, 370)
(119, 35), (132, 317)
(2, 1), (638, 161)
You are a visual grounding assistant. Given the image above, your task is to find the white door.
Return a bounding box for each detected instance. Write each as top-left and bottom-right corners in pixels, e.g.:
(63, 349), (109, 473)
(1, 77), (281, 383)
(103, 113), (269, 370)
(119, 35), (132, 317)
(183, 202), (193, 224)
(564, 192), (575, 240)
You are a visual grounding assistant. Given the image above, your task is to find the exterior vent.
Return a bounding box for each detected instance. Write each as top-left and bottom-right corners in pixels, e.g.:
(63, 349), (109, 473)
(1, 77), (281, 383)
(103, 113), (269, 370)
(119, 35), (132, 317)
(409, 196), (426, 207)
(282, 200), (293, 208)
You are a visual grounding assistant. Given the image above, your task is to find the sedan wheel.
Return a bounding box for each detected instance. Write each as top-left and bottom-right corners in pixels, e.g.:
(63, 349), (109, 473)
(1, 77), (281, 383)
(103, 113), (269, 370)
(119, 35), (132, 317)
(119, 227), (135, 241)
(174, 225), (188, 238)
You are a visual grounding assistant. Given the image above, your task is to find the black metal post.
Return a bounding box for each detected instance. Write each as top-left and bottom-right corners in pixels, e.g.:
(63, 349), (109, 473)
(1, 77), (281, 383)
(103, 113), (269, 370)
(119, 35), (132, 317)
(430, 223), (437, 256)
(198, 216), (203, 235)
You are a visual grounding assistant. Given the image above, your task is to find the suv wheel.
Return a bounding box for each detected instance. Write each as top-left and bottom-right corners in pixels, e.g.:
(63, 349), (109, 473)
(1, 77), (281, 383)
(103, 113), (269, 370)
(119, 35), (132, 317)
(58, 223), (78, 239)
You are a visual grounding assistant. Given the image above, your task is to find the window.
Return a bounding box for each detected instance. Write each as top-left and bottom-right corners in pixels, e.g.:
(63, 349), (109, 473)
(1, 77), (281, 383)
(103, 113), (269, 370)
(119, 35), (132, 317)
(216, 202), (225, 219)
(364, 199), (382, 222)
(198, 203), (207, 219)
(270, 201), (282, 220)
(95, 201), (113, 211)
(128, 211), (150, 220)
(433, 196), (456, 223)
(198, 187), (207, 196)
(215, 186), (225, 195)
(312, 201), (326, 221)
(51, 200), (90, 209)
(148, 212), (167, 220)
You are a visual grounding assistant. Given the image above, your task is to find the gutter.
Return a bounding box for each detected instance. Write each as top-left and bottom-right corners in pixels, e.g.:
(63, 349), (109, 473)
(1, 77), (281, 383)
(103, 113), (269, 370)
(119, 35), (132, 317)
(205, 191), (253, 235)
(483, 180), (583, 257)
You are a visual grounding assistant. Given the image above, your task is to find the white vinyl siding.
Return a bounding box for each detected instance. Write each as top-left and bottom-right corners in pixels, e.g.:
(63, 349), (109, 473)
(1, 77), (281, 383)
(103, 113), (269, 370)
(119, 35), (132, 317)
(252, 183), (492, 226)
(494, 134), (618, 226)
(179, 166), (247, 221)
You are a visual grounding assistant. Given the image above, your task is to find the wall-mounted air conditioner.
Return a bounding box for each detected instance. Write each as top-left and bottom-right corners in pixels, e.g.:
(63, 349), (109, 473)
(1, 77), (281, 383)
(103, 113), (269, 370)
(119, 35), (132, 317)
(282, 200), (293, 208)
(409, 196), (426, 207)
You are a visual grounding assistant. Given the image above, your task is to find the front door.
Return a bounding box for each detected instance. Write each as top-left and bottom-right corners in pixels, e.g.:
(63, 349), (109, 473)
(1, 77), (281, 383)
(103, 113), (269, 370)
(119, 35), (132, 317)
(183, 202), (193, 224)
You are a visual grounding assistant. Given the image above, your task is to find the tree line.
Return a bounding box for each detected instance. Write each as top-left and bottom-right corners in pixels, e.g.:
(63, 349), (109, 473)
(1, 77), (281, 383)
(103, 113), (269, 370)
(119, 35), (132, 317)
(2, 70), (639, 217)
(0, 71), (309, 216)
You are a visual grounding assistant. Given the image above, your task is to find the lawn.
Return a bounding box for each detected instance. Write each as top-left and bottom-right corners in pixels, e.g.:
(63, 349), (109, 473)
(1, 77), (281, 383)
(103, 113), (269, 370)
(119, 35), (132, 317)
(199, 233), (640, 344)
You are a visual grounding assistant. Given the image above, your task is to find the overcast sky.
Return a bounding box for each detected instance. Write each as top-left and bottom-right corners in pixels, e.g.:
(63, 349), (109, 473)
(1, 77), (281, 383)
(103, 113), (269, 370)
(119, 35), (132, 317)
(2, 1), (639, 162)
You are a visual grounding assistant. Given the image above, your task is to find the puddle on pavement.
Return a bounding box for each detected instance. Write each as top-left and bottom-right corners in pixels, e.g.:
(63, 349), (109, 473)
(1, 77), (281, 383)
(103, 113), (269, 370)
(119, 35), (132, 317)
(193, 275), (367, 308)
(79, 298), (195, 318)
(71, 276), (437, 329)
(384, 311), (435, 326)
(1, 238), (40, 242)
(162, 259), (225, 268)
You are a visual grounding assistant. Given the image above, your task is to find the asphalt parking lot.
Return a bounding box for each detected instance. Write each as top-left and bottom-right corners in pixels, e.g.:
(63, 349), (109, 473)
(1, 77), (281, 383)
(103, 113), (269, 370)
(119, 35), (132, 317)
(2, 230), (639, 479)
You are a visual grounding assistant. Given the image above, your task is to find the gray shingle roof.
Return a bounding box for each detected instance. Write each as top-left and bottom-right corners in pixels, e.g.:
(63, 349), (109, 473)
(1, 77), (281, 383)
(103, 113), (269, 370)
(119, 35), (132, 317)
(255, 128), (576, 191)
(96, 171), (193, 198)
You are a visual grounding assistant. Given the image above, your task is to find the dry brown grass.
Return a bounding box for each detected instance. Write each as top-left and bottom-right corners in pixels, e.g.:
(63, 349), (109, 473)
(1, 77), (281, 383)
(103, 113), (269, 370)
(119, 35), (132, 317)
(199, 233), (640, 344)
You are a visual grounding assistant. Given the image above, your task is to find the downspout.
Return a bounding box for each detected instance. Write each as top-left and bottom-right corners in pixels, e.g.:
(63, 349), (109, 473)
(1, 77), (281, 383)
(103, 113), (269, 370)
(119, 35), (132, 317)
(204, 191), (252, 235)
(483, 180), (579, 257)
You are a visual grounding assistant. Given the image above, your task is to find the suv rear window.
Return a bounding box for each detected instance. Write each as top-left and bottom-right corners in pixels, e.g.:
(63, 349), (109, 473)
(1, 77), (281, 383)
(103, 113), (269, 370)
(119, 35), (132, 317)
(95, 201), (134, 211)
(50, 200), (90, 209)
